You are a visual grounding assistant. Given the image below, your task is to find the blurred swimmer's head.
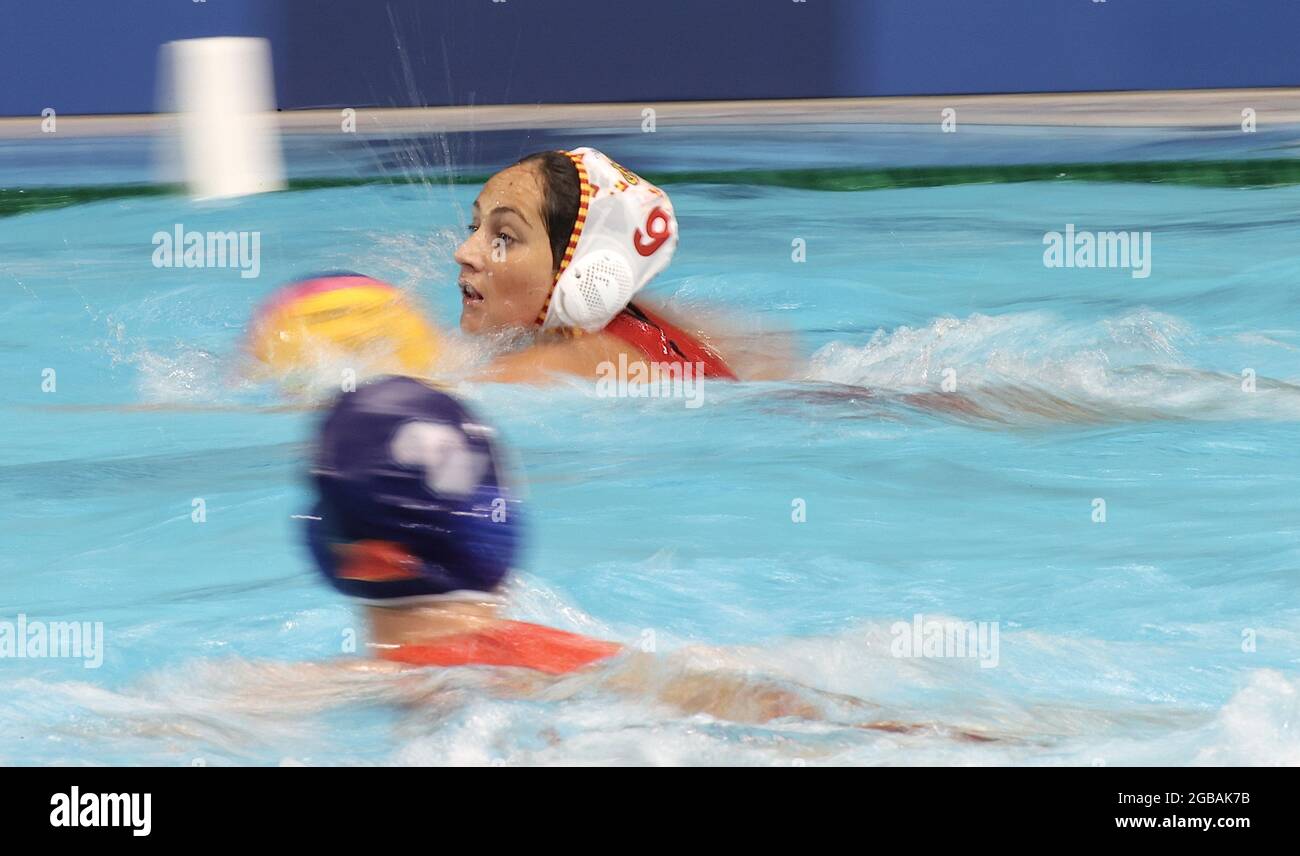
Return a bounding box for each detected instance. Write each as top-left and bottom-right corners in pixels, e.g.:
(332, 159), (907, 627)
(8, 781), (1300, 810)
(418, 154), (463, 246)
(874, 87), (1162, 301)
(454, 148), (677, 335)
(305, 375), (521, 603)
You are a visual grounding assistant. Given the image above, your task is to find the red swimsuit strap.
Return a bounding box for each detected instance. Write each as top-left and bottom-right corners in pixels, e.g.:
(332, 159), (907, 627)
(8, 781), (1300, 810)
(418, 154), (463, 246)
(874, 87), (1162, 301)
(602, 303), (738, 380)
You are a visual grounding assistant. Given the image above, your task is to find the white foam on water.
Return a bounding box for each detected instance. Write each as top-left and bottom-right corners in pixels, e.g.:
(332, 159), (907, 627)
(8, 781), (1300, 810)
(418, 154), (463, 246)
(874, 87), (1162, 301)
(6, 617), (1294, 766)
(808, 309), (1300, 424)
(134, 346), (233, 402)
(1192, 670), (1300, 765)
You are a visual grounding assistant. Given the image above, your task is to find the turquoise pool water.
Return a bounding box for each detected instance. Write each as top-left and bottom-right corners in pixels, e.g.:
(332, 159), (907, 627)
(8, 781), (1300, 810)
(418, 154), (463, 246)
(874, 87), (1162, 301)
(2, 126), (1299, 765)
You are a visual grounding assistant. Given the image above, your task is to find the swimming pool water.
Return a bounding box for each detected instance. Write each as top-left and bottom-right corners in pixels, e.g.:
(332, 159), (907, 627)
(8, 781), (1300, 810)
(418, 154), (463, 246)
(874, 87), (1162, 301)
(2, 127), (1299, 765)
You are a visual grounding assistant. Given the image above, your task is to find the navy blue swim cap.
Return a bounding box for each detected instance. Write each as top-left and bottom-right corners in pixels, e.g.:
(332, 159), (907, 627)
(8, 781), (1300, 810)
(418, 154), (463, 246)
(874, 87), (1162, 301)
(305, 375), (521, 602)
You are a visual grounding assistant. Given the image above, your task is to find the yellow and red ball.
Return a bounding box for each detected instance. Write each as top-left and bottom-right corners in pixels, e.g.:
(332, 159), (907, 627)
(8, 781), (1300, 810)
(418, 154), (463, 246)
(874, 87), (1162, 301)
(247, 273), (440, 379)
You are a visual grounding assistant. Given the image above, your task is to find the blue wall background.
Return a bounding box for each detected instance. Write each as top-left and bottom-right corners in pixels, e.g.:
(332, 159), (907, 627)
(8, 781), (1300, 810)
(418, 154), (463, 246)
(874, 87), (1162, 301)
(3, 0), (1298, 116)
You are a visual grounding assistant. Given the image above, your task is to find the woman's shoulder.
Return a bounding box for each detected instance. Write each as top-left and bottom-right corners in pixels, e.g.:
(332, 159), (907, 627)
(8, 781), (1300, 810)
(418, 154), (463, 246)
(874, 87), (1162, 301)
(476, 330), (628, 383)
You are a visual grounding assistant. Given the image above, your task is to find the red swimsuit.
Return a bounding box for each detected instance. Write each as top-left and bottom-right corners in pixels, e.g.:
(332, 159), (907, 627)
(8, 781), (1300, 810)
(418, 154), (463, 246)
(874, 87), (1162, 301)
(381, 622), (623, 675)
(602, 303), (738, 380)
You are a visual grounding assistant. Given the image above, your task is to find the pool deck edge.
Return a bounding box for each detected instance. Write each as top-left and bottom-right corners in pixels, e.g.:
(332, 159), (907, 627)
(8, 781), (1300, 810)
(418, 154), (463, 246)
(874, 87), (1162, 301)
(2, 88), (1298, 138)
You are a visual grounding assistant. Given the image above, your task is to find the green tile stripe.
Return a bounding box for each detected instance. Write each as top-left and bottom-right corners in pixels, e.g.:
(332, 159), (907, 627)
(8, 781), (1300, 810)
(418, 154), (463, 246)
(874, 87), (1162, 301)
(4, 158), (1299, 218)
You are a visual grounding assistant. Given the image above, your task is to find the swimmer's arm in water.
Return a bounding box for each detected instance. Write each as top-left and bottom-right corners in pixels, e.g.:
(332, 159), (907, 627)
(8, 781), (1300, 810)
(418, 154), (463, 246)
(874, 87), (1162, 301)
(598, 657), (1001, 740)
(365, 642), (999, 740)
(365, 645), (822, 723)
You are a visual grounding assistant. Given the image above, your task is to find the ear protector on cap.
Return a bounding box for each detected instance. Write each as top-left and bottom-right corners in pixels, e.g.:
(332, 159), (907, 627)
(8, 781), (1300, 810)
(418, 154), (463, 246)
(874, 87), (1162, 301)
(538, 148), (678, 332)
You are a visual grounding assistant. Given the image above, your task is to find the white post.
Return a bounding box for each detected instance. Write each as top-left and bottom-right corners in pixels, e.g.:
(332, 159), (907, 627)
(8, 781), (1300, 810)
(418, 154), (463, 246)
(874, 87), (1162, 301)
(157, 37), (285, 199)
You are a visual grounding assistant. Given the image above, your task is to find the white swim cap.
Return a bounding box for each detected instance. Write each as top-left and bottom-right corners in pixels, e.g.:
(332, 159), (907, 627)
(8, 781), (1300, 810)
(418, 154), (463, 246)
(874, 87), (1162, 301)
(536, 147), (678, 332)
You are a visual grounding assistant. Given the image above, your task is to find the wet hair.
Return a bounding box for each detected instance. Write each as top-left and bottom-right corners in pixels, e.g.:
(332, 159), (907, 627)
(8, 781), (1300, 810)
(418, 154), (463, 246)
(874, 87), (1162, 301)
(513, 151), (580, 273)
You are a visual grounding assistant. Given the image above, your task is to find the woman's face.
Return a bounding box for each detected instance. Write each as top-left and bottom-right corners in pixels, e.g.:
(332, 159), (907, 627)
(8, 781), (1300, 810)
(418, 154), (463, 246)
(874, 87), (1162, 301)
(453, 163), (557, 334)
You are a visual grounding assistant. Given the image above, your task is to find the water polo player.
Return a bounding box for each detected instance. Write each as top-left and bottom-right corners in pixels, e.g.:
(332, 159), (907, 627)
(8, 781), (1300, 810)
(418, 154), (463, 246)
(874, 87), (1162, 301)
(301, 375), (998, 737)
(243, 148), (793, 390)
(306, 374), (622, 674)
(303, 376), (835, 719)
(456, 147), (761, 382)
